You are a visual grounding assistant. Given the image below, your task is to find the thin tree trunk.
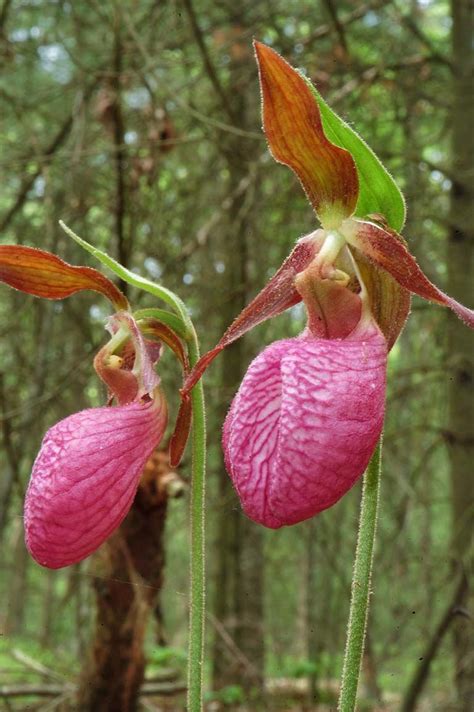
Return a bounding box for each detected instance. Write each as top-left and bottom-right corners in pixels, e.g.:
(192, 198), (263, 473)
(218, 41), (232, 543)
(111, 10), (129, 286)
(401, 574), (468, 712)
(362, 625), (382, 704)
(39, 569), (55, 649)
(447, 3), (474, 711)
(212, 167), (248, 687)
(234, 515), (265, 693)
(5, 522), (29, 636)
(209, 21), (265, 697)
(212, 157), (265, 696)
(306, 517), (320, 705)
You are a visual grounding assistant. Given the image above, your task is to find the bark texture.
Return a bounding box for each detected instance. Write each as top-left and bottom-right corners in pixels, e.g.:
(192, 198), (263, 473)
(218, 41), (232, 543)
(448, 2), (474, 710)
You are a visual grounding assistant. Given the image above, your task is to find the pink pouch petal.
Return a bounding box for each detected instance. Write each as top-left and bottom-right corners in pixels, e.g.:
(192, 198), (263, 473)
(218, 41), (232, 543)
(24, 395), (167, 569)
(223, 322), (387, 528)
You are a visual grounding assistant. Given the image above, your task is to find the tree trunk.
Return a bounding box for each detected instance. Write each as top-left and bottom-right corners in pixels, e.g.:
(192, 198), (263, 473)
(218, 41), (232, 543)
(447, 2), (474, 710)
(209, 24), (265, 698)
(234, 515), (265, 693)
(211, 160), (265, 697)
(77, 450), (183, 712)
(306, 518), (321, 705)
(362, 625), (382, 704)
(401, 574), (468, 712)
(39, 569), (55, 649)
(211, 165), (255, 687)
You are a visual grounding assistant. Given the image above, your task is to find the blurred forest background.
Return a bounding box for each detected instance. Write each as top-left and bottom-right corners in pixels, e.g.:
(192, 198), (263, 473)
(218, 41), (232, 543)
(0, 0), (472, 710)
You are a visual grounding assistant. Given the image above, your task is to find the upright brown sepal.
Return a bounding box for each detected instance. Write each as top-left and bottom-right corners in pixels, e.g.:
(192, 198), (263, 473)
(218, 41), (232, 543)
(254, 41), (359, 227)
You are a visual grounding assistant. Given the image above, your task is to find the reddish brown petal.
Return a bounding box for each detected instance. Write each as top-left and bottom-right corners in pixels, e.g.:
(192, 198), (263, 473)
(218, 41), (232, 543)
(0, 245), (128, 310)
(182, 235), (319, 395)
(169, 395), (192, 467)
(139, 318), (189, 372)
(139, 316), (192, 465)
(254, 41), (358, 228)
(345, 220), (474, 328)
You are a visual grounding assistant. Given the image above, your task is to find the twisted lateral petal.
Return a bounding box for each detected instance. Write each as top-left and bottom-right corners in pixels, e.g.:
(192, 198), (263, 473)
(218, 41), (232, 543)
(223, 323), (387, 528)
(254, 41), (359, 228)
(182, 234), (320, 394)
(344, 219), (474, 328)
(24, 395), (167, 569)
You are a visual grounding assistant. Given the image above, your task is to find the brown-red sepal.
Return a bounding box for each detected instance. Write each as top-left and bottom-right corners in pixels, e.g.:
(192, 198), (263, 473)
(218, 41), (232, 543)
(182, 235), (319, 395)
(0, 245), (129, 310)
(345, 220), (474, 328)
(254, 41), (359, 228)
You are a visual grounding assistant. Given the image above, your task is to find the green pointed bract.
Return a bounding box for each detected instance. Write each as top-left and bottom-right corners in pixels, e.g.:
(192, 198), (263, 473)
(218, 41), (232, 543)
(59, 221), (191, 336)
(305, 80), (406, 232)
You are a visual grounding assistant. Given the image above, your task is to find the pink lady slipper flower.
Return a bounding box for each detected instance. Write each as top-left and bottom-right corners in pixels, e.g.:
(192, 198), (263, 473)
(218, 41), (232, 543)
(182, 42), (474, 528)
(0, 246), (190, 568)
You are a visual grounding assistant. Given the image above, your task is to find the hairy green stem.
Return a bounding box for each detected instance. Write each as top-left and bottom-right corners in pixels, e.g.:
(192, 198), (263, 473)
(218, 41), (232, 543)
(186, 333), (206, 712)
(338, 438), (383, 712)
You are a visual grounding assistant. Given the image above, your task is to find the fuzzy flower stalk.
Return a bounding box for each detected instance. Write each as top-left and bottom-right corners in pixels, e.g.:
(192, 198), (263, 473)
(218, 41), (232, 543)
(182, 41), (474, 708)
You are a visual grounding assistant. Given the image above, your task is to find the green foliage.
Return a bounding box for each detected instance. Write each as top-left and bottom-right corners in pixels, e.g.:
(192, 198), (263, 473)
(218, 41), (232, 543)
(205, 685), (246, 705)
(0, 637), (78, 679)
(148, 645), (187, 668)
(285, 657), (319, 678)
(59, 222), (192, 332)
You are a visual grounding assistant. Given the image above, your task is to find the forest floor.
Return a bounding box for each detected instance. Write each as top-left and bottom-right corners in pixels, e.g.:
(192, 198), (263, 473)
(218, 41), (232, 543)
(0, 642), (454, 711)
(0, 684), (455, 712)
